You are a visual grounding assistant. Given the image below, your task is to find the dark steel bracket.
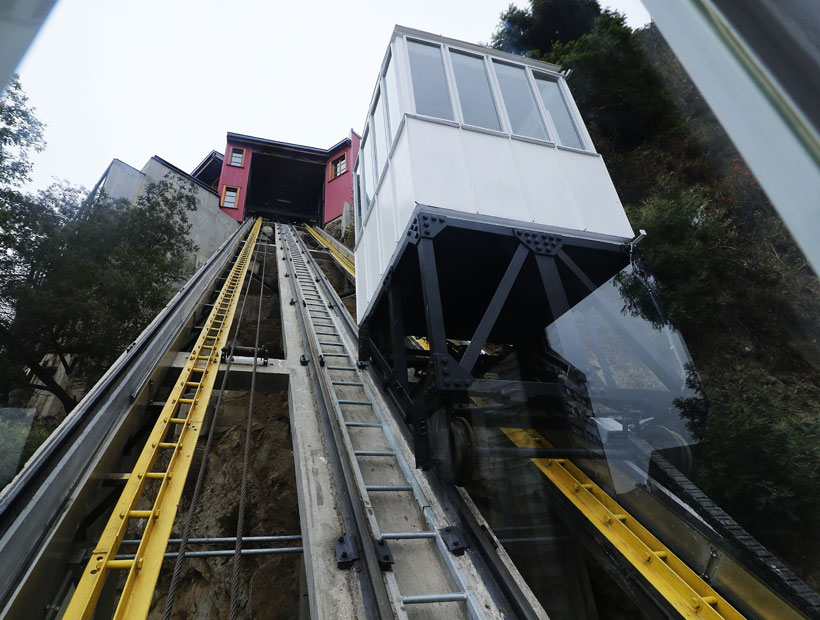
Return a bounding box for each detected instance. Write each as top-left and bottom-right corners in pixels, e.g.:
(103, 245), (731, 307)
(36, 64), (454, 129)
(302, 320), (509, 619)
(335, 534), (360, 569)
(513, 228), (564, 255)
(373, 539), (394, 571)
(439, 526), (468, 556)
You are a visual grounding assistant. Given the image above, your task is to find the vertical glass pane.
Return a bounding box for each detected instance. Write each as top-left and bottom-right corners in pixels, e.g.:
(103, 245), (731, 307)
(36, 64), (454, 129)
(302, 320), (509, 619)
(450, 51), (501, 131)
(493, 61), (547, 140)
(384, 55), (402, 142)
(354, 162), (363, 236)
(372, 90), (389, 179)
(361, 137), (375, 214)
(535, 75), (584, 150)
(407, 40), (454, 121)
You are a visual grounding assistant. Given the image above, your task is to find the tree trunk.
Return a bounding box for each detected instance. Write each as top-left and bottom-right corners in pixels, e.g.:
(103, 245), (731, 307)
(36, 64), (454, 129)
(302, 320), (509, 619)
(0, 323), (77, 413)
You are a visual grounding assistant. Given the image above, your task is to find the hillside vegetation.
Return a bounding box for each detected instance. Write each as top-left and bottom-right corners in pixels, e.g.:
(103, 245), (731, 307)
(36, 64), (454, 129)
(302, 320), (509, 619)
(493, 1), (820, 584)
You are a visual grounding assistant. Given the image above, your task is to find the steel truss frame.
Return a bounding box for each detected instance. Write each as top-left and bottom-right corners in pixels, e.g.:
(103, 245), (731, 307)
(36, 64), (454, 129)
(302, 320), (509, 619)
(358, 206), (630, 469)
(358, 206), (820, 620)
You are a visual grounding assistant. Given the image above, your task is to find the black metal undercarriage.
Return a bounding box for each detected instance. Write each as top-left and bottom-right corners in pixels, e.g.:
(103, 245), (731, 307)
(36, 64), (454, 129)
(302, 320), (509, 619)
(356, 205), (820, 620)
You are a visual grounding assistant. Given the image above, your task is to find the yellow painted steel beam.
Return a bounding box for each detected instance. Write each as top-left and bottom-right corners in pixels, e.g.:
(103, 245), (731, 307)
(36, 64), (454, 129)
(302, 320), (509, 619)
(500, 427), (746, 620)
(64, 218), (263, 620)
(304, 224), (355, 277)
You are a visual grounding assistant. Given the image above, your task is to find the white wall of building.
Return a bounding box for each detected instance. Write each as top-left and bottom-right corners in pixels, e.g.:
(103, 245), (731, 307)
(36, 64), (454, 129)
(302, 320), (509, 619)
(100, 157), (238, 270)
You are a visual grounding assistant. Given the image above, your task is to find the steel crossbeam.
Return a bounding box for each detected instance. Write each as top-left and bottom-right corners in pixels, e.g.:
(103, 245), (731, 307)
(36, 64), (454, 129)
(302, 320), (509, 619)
(63, 218), (263, 620)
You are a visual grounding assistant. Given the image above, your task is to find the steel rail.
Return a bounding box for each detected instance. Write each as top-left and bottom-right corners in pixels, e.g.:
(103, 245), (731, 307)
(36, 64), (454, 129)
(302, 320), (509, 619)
(281, 224), (488, 620)
(289, 224), (544, 619)
(162, 227), (264, 620)
(279, 224), (392, 620)
(303, 223), (355, 277)
(230, 233), (267, 619)
(63, 218), (263, 620)
(0, 218), (253, 617)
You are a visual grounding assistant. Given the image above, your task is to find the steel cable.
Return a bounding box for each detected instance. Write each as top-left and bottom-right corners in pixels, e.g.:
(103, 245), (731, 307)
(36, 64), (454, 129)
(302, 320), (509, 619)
(161, 230), (261, 620)
(230, 233), (267, 619)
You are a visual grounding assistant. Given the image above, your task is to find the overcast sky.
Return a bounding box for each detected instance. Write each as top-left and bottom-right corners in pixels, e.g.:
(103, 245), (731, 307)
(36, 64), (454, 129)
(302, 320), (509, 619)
(16, 0), (649, 192)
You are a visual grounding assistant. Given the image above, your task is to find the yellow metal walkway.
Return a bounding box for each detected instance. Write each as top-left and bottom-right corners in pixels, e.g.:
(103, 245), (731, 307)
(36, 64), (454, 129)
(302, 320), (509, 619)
(303, 223), (355, 277)
(64, 218), (262, 620)
(501, 427), (745, 620)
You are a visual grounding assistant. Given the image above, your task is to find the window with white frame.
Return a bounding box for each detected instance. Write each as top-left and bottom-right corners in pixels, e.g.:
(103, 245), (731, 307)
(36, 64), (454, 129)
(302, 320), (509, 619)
(383, 54), (402, 143)
(229, 147), (245, 167)
(331, 153), (347, 179)
(533, 74), (584, 150)
(360, 136), (375, 217)
(450, 50), (501, 131)
(221, 186), (239, 208)
(354, 160), (363, 237)
(372, 89), (389, 178)
(407, 40), (454, 121)
(492, 61), (548, 140)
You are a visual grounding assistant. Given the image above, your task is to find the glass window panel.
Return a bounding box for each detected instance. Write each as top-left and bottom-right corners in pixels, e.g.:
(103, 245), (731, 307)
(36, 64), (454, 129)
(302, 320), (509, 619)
(492, 61), (547, 140)
(450, 50), (501, 131)
(535, 75), (584, 149)
(384, 55), (402, 143)
(372, 90), (389, 179)
(407, 40), (454, 121)
(360, 137), (375, 214)
(354, 162), (363, 236)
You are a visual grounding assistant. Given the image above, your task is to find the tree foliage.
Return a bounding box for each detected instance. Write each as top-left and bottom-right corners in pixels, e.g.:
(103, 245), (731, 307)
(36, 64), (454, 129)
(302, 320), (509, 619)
(546, 11), (677, 149)
(492, 0), (600, 56)
(493, 0), (820, 578)
(0, 76), (199, 416)
(0, 74), (45, 189)
(0, 180), (198, 408)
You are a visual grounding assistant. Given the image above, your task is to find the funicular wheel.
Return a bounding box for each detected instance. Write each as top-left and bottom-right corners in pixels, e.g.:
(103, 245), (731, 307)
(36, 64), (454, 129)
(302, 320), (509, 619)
(449, 416), (476, 486)
(642, 424), (694, 475)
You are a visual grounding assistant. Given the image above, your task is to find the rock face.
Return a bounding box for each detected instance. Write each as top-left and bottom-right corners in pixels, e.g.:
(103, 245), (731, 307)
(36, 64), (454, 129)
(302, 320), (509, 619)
(149, 390), (300, 619)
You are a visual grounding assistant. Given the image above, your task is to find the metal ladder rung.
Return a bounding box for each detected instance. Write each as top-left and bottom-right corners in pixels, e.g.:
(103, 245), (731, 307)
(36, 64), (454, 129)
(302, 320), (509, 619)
(319, 342), (344, 346)
(332, 381), (363, 386)
(402, 593), (467, 604)
(322, 353), (349, 358)
(382, 531), (436, 540)
(354, 450), (396, 457)
(365, 485), (412, 492)
(345, 421), (382, 428)
(338, 399), (372, 405)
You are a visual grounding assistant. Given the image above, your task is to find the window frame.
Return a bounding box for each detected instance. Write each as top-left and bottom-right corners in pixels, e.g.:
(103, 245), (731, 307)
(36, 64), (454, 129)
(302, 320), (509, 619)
(228, 147), (245, 167)
(221, 185), (240, 209)
(405, 38), (456, 122)
(330, 153), (347, 180)
(396, 34), (594, 153)
(446, 47), (503, 133)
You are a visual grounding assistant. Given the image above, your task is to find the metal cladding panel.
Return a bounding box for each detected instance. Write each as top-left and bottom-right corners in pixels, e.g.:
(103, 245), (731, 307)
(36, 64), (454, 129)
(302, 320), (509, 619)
(359, 209), (383, 320)
(355, 233), (369, 320)
(391, 125), (416, 244)
(377, 171), (399, 277)
(509, 138), (585, 231)
(460, 128), (531, 223)
(405, 117), (632, 238)
(559, 148), (633, 237)
(408, 118), (474, 213)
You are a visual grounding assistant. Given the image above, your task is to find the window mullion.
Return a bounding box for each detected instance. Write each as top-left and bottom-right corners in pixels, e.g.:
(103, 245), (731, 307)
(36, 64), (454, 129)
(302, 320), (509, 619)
(441, 47), (463, 125)
(526, 67), (556, 143)
(485, 56), (512, 135)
